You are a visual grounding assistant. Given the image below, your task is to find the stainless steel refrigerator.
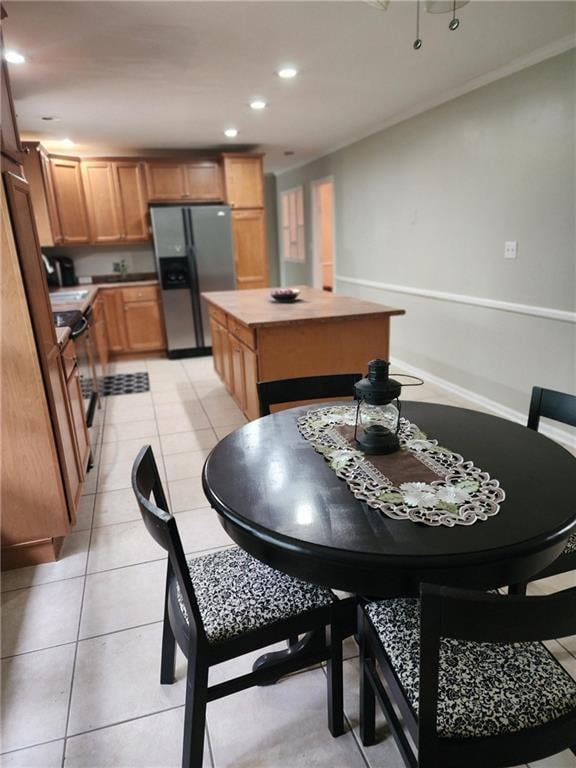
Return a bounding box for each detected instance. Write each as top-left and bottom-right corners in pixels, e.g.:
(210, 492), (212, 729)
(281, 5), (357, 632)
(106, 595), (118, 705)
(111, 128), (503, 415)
(150, 204), (236, 358)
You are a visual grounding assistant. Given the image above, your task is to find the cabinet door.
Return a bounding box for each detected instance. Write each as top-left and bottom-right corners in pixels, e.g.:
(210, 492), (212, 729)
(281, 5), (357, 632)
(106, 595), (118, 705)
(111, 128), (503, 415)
(210, 318), (224, 377)
(185, 162), (223, 201)
(124, 300), (165, 351)
(242, 343), (259, 421)
(223, 156), (264, 209)
(1, 57), (23, 164)
(81, 160), (123, 243)
(230, 337), (246, 411)
(101, 289), (127, 353)
(145, 162), (187, 201)
(67, 364), (91, 475)
(50, 157), (90, 244)
(222, 326), (233, 394)
(231, 209), (268, 289)
(115, 162), (150, 242)
(92, 297), (109, 375)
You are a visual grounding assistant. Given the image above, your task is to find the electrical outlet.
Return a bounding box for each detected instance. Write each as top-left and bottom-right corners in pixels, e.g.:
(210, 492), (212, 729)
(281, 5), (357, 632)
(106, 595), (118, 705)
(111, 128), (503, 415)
(504, 241), (518, 259)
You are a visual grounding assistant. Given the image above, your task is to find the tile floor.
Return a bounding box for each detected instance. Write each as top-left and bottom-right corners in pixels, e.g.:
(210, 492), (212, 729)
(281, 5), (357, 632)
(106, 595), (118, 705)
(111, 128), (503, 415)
(1, 356), (575, 768)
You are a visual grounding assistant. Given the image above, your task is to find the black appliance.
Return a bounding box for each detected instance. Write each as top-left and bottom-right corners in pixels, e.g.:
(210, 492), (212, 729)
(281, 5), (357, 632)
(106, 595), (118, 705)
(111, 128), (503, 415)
(56, 256), (77, 286)
(42, 253), (60, 288)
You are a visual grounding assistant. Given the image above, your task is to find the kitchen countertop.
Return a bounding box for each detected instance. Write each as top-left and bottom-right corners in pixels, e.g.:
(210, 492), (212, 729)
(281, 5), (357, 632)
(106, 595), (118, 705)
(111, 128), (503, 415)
(49, 279), (159, 314)
(202, 286), (405, 328)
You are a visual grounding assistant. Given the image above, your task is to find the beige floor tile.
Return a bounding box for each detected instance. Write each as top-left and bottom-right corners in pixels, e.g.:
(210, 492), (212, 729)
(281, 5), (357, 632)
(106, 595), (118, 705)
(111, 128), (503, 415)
(104, 404), (156, 425)
(154, 401), (206, 420)
(168, 477), (209, 513)
(164, 450), (211, 481)
(1, 577), (84, 657)
(194, 382), (231, 400)
(107, 359), (149, 374)
(341, 658), (406, 768)
(207, 665), (366, 768)
(1, 531), (90, 592)
(1, 644), (75, 752)
(74, 494), (95, 531)
(102, 420), (158, 443)
(156, 410), (211, 434)
(93, 488), (143, 528)
(0, 740), (64, 768)
(64, 707), (212, 768)
(68, 623), (186, 735)
(207, 410), (247, 429)
(97, 457), (165, 493)
(100, 436), (161, 465)
(160, 429), (217, 455)
(147, 377), (192, 393)
(87, 519), (165, 574)
(529, 752), (576, 767)
(178, 507), (234, 553)
(80, 559), (166, 639)
(213, 424), (243, 440)
(105, 392), (152, 407)
(151, 386), (198, 404)
(80, 466), (98, 495)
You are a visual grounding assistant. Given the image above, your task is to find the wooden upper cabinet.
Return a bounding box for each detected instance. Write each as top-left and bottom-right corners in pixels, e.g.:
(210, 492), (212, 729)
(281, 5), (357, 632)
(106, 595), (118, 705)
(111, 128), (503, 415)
(1, 57), (23, 165)
(115, 161), (149, 242)
(145, 162), (187, 201)
(145, 160), (222, 202)
(231, 208), (268, 290)
(81, 160), (123, 243)
(185, 162), (222, 201)
(50, 157), (90, 244)
(222, 155), (264, 209)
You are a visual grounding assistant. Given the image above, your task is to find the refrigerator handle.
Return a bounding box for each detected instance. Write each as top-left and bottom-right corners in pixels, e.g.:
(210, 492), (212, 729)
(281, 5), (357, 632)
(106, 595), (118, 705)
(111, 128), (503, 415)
(184, 208), (205, 349)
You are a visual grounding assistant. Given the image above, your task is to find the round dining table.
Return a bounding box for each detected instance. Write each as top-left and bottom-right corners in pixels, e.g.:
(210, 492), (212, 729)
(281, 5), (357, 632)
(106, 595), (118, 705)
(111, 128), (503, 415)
(202, 402), (576, 597)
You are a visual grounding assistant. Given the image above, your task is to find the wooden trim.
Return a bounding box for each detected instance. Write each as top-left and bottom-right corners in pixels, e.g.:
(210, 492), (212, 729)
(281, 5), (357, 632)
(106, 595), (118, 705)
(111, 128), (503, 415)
(2, 537), (64, 570)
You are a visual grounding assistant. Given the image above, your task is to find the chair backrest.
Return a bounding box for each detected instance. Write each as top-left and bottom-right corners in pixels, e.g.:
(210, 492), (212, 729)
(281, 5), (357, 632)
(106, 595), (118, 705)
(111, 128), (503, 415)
(257, 373), (362, 417)
(131, 445), (207, 644)
(417, 583), (576, 754)
(528, 386), (576, 431)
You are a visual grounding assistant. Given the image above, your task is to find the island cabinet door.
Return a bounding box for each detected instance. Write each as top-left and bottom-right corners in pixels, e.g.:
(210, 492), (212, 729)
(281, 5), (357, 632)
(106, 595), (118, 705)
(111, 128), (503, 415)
(231, 209), (268, 290)
(81, 160), (123, 243)
(229, 336), (259, 420)
(210, 318), (225, 378)
(49, 157), (90, 244)
(230, 337), (246, 412)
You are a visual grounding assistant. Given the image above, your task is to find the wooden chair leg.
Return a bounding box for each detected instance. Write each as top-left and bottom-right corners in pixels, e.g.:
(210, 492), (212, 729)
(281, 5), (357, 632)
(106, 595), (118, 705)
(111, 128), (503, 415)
(359, 613), (376, 747)
(327, 621), (344, 737)
(509, 583), (528, 596)
(160, 608), (177, 685)
(181, 648), (209, 768)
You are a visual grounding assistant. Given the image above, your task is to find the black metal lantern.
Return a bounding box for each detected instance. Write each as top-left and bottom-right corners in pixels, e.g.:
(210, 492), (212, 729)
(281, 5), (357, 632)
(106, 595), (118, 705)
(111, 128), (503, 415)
(354, 359), (403, 455)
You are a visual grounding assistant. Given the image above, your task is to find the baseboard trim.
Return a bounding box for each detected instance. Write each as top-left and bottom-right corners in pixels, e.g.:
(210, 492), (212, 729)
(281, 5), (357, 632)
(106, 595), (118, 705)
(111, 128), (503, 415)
(391, 356), (576, 450)
(335, 275), (576, 325)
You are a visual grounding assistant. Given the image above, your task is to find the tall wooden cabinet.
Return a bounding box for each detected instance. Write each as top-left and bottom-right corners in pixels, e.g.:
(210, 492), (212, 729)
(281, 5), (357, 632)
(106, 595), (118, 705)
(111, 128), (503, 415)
(50, 156), (91, 244)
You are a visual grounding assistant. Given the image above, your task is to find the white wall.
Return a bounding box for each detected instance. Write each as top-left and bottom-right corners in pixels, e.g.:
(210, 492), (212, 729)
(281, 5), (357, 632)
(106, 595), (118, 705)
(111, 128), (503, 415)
(276, 50), (575, 421)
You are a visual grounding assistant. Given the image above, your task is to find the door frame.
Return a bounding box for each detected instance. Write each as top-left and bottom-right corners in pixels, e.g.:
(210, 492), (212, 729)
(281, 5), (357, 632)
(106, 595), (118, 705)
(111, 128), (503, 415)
(310, 176), (336, 291)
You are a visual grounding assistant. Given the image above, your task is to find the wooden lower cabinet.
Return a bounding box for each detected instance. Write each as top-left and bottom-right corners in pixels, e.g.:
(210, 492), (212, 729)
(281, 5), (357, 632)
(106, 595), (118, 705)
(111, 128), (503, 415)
(91, 296), (109, 375)
(100, 285), (165, 355)
(62, 339), (91, 483)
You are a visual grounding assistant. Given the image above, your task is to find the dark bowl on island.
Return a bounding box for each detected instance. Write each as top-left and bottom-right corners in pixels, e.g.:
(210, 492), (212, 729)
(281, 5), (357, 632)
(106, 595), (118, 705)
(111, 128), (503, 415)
(270, 288), (301, 303)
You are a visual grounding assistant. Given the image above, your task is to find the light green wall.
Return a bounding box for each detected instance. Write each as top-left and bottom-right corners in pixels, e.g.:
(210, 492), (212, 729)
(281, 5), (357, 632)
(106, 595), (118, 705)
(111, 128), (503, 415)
(276, 50), (576, 417)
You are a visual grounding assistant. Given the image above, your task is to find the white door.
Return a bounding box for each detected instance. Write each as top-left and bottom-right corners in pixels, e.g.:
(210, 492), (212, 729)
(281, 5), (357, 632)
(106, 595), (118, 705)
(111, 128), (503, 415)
(311, 178), (335, 291)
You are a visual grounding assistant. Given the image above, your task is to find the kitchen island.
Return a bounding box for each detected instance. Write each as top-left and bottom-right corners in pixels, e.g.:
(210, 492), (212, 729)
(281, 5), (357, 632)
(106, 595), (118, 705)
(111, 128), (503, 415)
(202, 286), (405, 420)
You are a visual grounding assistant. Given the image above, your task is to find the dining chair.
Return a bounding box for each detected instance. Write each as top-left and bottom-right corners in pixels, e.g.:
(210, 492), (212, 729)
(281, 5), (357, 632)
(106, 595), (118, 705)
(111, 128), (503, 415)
(358, 584), (576, 768)
(131, 445), (345, 768)
(509, 386), (576, 595)
(257, 372), (362, 416)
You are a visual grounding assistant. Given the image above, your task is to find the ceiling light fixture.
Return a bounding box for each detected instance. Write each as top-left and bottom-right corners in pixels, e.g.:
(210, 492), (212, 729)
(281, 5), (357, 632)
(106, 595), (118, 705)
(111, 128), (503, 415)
(278, 67), (298, 79)
(250, 100), (267, 110)
(366, 0), (468, 48)
(224, 128), (239, 138)
(59, 138), (75, 148)
(4, 50), (25, 64)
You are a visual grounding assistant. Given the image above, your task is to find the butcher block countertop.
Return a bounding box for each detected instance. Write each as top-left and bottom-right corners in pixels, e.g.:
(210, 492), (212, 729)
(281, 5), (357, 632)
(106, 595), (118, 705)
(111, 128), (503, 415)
(49, 280), (159, 314)
(202, 286), (405, 328)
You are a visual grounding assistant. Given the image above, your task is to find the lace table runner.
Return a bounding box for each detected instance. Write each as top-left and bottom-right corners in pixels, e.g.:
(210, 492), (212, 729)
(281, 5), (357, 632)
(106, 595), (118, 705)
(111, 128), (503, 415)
(297, 405), (505, 527)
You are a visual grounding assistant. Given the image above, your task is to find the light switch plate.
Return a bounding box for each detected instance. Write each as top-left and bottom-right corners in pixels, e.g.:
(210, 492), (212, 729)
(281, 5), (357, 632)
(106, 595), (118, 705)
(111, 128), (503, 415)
(504, 241), (518, 259)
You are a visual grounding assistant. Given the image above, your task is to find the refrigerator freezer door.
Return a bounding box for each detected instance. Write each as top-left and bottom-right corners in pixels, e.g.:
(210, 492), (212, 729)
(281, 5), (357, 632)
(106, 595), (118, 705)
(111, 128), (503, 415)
(150, 205), (187, 257)
(189, 205), (236, 346)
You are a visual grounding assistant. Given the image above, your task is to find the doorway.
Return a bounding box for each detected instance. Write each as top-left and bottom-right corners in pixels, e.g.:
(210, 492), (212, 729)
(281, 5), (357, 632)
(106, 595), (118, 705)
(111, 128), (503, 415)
(311, 178), (335, 291)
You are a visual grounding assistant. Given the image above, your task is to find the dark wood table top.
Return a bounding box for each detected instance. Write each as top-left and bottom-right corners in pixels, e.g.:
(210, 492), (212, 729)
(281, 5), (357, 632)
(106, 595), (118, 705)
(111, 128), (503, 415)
(202, 402), (576, 596)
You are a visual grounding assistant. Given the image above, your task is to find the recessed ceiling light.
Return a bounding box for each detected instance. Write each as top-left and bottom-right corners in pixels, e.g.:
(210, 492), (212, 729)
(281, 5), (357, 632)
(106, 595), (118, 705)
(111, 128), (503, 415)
(224, 128), (239, 138)
(278, 67), (298, 79)
(5, 50), (25, 64)
(250, 100), (267, 110)
(59, 138), (75, 148)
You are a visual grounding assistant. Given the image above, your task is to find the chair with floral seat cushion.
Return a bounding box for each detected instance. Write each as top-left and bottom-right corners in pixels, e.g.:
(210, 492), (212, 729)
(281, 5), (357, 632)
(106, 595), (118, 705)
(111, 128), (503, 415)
(509, 387), (576, 595)
(132, 445), (344, 768)
(358, 584), (576, 768)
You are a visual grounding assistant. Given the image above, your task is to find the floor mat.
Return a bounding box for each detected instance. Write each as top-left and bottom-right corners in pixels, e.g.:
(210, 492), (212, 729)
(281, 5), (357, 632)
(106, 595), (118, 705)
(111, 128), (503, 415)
(81, 372), (150, 398)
